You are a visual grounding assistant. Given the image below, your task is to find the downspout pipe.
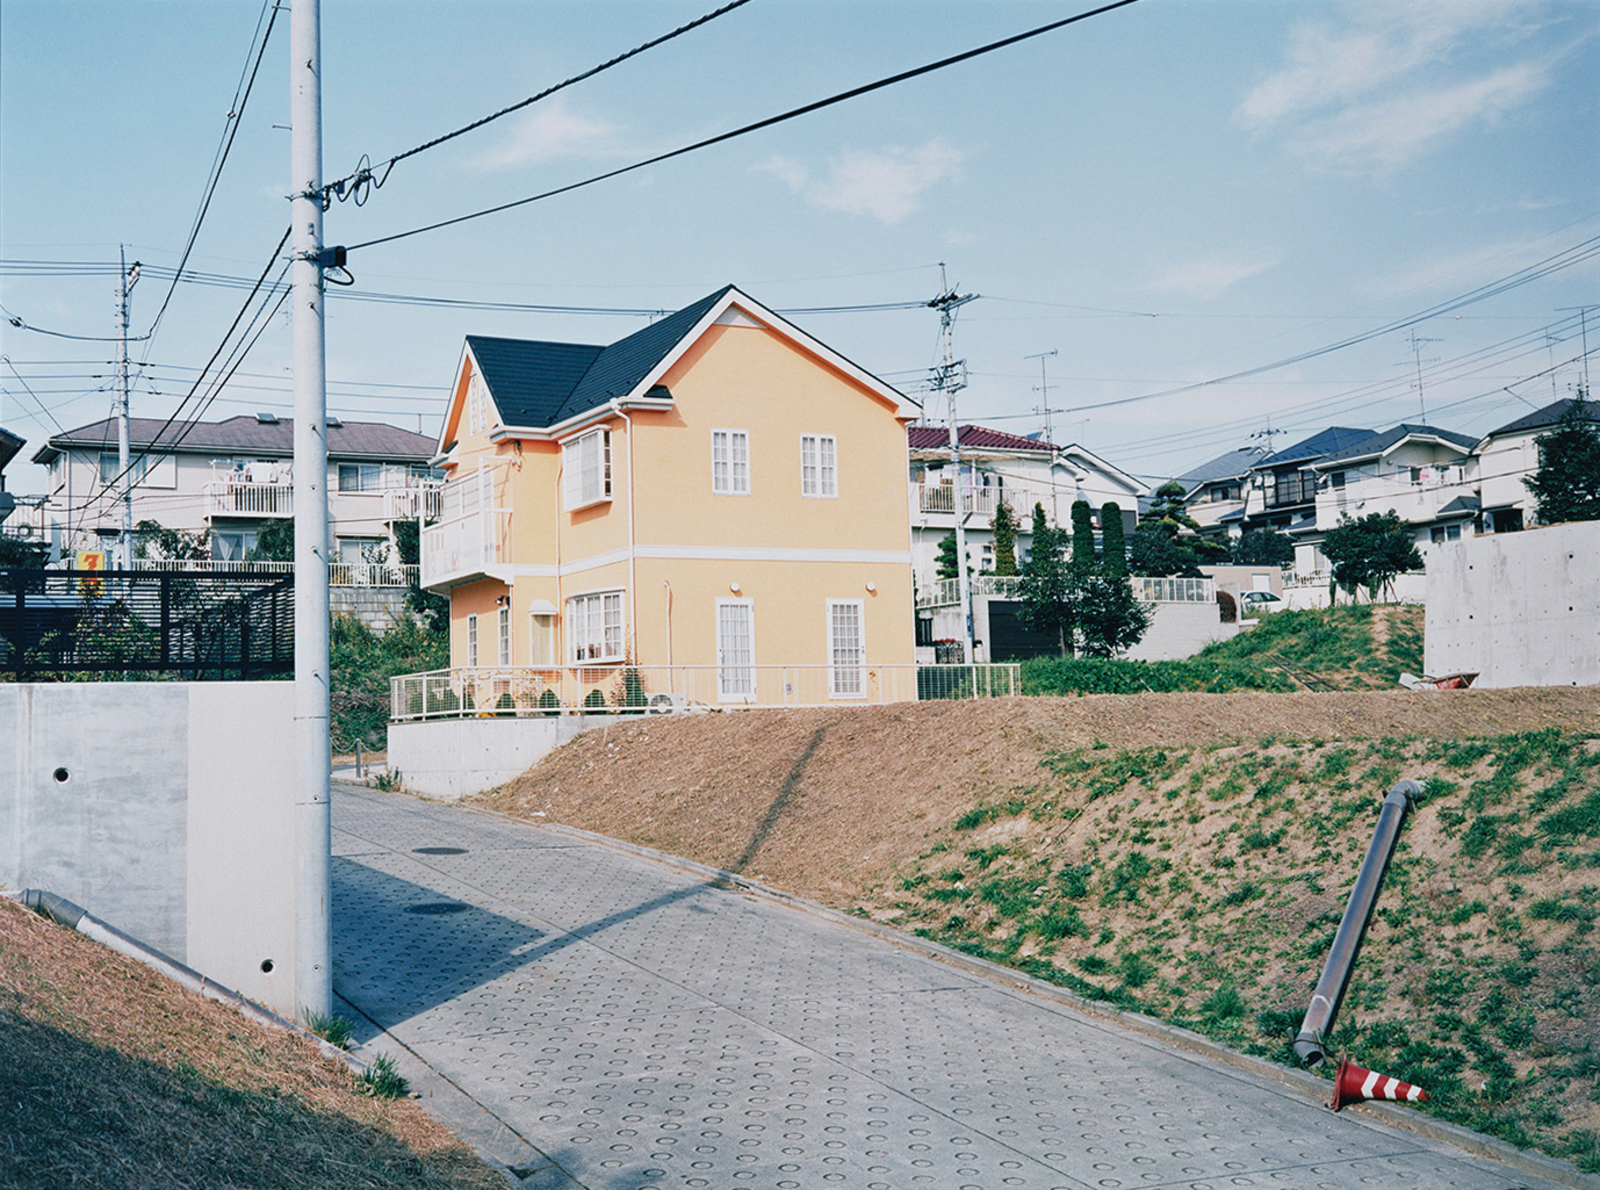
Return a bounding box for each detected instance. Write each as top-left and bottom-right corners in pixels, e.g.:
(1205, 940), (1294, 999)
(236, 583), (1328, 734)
(7, 889), (365, 1075)
(1294, 779), (1422, 1067)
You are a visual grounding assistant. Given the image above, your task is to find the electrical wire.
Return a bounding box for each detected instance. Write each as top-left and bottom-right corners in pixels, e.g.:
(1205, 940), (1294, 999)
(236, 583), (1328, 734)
(1, 305), (150, 343)
(325, 0), (758, 203)
(345, 0), (1143, 252)
(2, 356), (69, 434)
(139, 0), (281, 343)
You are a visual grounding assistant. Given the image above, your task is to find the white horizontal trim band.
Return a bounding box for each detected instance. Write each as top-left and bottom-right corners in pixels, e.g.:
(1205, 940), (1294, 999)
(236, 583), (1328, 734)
(557, 545), (911, 577)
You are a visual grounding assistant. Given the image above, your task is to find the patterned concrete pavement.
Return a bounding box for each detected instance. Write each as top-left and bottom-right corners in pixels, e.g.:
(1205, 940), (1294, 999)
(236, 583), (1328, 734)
(331, 784), (1576, 1190)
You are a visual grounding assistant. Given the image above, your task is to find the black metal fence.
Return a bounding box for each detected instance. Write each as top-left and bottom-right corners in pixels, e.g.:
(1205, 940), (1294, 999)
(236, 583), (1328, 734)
(0, 568), (293, 680)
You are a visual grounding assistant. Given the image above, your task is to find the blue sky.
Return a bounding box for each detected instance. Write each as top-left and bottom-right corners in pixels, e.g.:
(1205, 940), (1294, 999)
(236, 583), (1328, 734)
(2, 0), (1596, 497)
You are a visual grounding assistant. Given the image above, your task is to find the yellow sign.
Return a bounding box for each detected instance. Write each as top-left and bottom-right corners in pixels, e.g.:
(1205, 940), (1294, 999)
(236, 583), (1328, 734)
(76, 550), (105, 596)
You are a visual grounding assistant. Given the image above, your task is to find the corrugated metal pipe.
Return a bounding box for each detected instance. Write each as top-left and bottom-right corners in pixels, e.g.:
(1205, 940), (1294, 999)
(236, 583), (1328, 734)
(6, 888), (365, 1075)
(1294, 779), (1422, 1067)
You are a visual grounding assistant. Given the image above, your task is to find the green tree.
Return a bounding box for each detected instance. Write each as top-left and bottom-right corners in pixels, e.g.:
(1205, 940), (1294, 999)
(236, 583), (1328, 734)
(1321, 510), (1422, 602)
(0, 532), (48, 568)
(133, 518), (210, 561)
(1130, 481), (1225, 576)
(1231, 528), (1295, 567)
(1070, 500), (1097, 575)
(1019, 503), (1076, 656)
(1075, 575), (1152, 658)
(991, 500), (1018, 576)
(1524, 390), (1600, 525)
(1100, 502), (1127, 577)
(248, 517), (295, 562)
(391, 519), (451, 634)
(935, 532), (960, 581)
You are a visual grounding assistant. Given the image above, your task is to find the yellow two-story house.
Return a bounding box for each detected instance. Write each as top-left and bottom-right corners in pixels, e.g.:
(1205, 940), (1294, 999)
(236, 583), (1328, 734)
(420, 285), (920, 709)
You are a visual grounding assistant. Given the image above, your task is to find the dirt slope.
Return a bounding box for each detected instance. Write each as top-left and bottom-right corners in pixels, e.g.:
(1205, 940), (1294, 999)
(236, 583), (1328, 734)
(482, 687), (1599, 904)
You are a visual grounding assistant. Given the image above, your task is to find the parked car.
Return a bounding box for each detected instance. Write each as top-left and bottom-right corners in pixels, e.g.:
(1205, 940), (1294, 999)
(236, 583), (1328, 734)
(1240, 590), (1285, 613)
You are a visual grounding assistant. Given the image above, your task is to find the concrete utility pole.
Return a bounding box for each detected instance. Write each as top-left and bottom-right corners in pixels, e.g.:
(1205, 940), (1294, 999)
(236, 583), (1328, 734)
(290, 0), (332, 1023)
(115, 248), (140, 568)
(928, 265), (978, 665)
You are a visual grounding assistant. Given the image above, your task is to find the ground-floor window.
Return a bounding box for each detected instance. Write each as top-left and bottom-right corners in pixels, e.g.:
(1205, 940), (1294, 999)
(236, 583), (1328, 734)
(717, 598), (754, 701)
(467, 613), (478, 667)
(828, 599), (865, 697)
(568, 590), (624, 663)
(498, 605), (511, 665)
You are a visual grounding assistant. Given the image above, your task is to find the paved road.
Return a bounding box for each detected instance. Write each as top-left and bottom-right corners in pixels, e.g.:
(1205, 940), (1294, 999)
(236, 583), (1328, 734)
(331, 785), (1571, 1190)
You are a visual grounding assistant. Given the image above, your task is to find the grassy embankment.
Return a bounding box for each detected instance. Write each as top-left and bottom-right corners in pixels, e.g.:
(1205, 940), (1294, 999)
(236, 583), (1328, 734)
(877, 726), (1600, 1170)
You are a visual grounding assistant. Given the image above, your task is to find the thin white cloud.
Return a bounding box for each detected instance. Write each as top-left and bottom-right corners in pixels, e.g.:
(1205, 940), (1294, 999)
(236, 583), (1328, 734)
(1241, 2), (1557, 172)
(758, 141), (963, 225)
(1144, 257), (1276, 301)
(475, 99), (618, 170)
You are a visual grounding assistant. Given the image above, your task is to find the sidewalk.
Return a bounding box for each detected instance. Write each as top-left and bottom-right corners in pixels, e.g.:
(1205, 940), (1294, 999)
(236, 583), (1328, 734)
(330, 784), (1582, 1190)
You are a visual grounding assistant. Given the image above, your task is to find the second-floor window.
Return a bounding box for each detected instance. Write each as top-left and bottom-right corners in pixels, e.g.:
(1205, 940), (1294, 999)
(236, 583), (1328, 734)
(338, 462), (386, 492)
(467, 372), (491, 434)
(712, 429), (750, 494)
(99, 453), (146, 486)
(801, 434), (837, 497)
(498, 606), (511, 666)
(467, 613), (479, 667)
(568, 590), (623, 663)
(564, 428), (612, 511)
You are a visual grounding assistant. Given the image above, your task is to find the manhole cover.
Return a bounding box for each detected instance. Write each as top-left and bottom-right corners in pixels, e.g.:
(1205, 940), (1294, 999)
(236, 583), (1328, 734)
(412, 846), (467, 855)
(406, 902), (470, 915)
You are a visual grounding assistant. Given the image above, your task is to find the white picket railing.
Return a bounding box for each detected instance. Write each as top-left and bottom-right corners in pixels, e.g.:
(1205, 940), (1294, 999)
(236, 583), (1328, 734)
(390, 662), (1021, 720)
(916, 574), (1215, 609)
(123, 559), (418, 587)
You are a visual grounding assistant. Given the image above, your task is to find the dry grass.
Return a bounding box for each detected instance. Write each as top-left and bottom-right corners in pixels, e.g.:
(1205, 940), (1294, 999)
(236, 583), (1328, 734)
(0, 898), (505, 1190)
(478, 685), (1600, 1169)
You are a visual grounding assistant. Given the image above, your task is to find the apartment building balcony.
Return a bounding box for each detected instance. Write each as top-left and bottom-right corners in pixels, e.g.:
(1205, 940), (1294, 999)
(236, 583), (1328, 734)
(203, 477), (294, 519)
(910, 481), (1058, 528)
(382, 481), (443, 522)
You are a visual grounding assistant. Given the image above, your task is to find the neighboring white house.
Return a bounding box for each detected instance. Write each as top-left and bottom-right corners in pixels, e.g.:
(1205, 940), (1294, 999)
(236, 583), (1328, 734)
(1307, 422), (1480, 565)
(30, 414), (440, 563)
(1162, 445), (1271, 543)
(1473, 397), (1592, 536)
(908, 423), (1143, 593)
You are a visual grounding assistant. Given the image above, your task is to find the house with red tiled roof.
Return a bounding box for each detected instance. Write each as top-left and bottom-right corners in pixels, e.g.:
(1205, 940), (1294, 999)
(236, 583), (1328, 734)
(908, 423), (1143, 649)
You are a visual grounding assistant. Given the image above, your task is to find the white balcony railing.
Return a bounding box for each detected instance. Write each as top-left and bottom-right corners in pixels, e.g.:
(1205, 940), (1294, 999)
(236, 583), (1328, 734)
(912, 482), (1057, 525)
(420, 509), (510, 586)
(391, 662), (1021, 719)
(123, 558), (418, 587)
(203, 479), (294, 519)
(383, 483), (443, 522)
(917, 573), (1215, 609)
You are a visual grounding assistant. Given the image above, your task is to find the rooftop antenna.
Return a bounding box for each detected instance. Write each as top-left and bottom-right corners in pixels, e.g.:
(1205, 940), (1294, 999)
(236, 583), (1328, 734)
(928, 263), (978, 666)
(1025, 348), (1059, 443)
(1399, 330), (1441, 424)
(1556, 305), (1596, 394)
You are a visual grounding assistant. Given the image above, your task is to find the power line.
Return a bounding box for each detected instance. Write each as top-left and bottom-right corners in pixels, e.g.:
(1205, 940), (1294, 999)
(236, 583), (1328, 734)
(345, 0), (1143, 252)
(324, 0), (758, 202)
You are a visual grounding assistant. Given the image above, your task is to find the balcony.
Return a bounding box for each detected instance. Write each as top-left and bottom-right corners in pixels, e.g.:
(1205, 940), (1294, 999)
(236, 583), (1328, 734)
(203, 478), (294, 519)
(911, 481), (1057, 527)
(382, 482), (443, 522)
(420, 509), (511, 589)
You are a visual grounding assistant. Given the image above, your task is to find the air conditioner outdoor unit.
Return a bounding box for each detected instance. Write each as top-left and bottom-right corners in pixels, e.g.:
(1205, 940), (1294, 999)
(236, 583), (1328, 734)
(647, 692), (687, 713)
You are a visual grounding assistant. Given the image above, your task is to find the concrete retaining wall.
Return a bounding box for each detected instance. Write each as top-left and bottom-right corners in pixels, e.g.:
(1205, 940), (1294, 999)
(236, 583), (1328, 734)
(329, 586), (410, 632)
(1, 682), (300, 1017)
(1425, 520), (1600, 688)
(388, 713), (610, 800)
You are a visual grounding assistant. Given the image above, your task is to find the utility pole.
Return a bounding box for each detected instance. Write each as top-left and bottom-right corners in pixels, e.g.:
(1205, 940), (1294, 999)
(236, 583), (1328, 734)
(928, 264), (977, 665)
(1025, 348), (1059, 443)
(290, 0), (332, 1023)
(1556, 305), (1596, 393)
(1400, 331), (1440, 424)
(115, 248), (141, 568)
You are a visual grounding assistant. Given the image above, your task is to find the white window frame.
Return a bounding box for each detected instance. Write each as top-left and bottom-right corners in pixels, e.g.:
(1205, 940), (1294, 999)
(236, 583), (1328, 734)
(800, 433), (837, 498)
(716, 598), (755, 702)
(497, 606), (511, 666)
(711, 428), (750, 495)
(568, 589), (624, 664)
(466, 613), (479, 668)
(828, 599), (865, 698)
(563, 428), (612, 511)
(466, 372), (490, 435)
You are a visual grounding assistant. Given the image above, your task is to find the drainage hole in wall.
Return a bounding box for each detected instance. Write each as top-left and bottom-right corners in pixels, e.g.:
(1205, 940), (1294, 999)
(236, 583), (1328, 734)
(412, 846), (467, 855)
(407, 902), (470, 916)
(53, 768), (69, 783)
(260, 959), (274, 974)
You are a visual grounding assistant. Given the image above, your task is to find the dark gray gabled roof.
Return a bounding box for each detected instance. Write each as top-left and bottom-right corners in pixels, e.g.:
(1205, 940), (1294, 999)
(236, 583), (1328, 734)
(1481, 396), (1594, 441)
(1258, 426), (1374, 468)
(0, 426), (23, 474)
(471, 287), (734, 429)
(1314, 422), (1477, 467)
(1170, 446), (1268, 492)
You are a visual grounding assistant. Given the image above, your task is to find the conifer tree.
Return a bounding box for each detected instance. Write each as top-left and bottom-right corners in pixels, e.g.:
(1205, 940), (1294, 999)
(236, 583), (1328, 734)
(991, 500), (1018, 576)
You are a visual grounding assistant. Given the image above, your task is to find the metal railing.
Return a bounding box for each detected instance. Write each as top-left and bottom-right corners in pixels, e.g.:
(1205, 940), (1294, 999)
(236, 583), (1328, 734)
(383, 484), (443, 522)
(390, 662), (1021, 720)
(123, 559), (418, 587)
(420, 508), (510, 586)
(202, 480), (294, 518)
(917, 573), (1215, 609)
